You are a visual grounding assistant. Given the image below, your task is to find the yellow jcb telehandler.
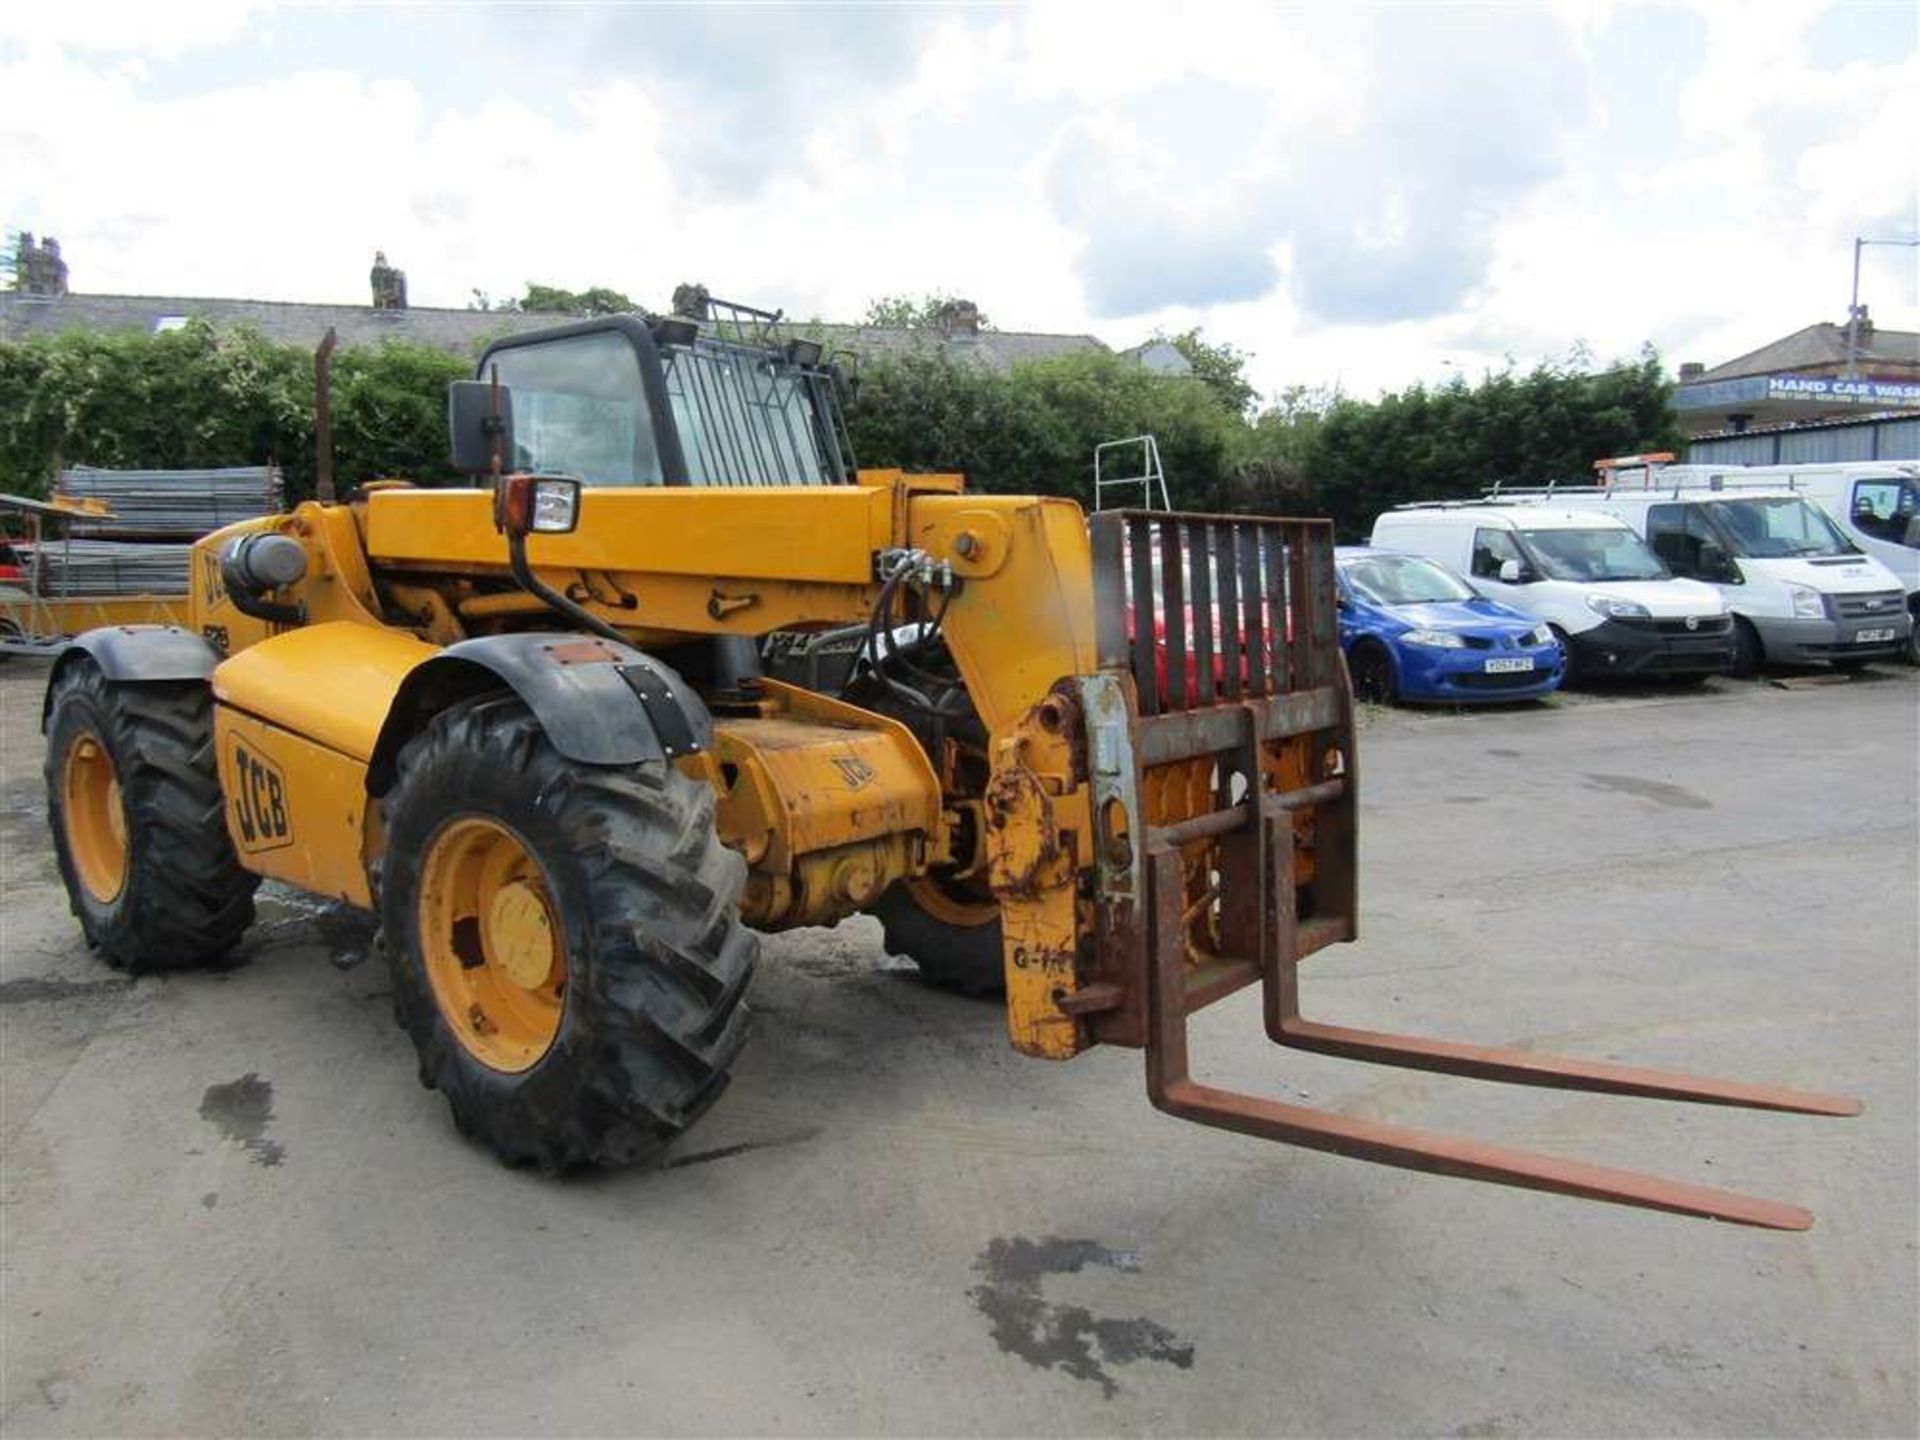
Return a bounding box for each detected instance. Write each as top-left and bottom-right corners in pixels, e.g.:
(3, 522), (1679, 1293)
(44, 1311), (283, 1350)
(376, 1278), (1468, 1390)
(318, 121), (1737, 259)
(41, 299), (1857, 1226)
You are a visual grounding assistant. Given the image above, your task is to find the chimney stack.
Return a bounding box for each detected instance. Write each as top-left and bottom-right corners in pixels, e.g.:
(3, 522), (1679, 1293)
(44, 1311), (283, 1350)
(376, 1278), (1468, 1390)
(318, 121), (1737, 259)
(936, 298), (981, 338)
(12, 233), (70, 296)
(370, 250), (408, 310)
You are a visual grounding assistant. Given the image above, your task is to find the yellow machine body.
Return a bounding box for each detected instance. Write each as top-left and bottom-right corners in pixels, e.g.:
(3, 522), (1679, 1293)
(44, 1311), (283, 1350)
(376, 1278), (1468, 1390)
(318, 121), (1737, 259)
(181, 473), (1158, 1061)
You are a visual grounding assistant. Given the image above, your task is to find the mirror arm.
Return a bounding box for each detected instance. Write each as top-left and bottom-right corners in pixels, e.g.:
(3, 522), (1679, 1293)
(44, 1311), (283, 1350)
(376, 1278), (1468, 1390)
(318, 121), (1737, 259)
(505, 529), (629, 647)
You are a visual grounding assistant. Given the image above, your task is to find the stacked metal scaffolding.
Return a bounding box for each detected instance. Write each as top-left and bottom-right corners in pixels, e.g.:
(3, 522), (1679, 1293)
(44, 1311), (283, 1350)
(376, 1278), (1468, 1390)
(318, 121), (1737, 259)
(19, 538), (193, 596)
(57, 465), (285, 538)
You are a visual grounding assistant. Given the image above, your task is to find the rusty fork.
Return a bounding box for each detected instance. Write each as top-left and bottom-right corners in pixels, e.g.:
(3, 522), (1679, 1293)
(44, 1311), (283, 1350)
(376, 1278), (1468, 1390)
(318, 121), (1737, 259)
(1142, 819), (1858, 1232)
(1083, 510), (1861, 1232)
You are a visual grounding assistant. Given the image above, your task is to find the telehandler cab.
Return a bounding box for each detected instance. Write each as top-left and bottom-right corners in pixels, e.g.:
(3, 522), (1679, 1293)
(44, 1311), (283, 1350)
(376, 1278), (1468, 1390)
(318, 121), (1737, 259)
(42, 300), (1857, 1226)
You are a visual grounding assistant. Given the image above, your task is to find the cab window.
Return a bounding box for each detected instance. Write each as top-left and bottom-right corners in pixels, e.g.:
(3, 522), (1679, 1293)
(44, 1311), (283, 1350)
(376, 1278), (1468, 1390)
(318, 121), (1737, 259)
(1646, 503), (1722, 577)
(487, 330), (665, 487)
(1470, 527), (1525, 579)
(1851, 478), (1920, 548)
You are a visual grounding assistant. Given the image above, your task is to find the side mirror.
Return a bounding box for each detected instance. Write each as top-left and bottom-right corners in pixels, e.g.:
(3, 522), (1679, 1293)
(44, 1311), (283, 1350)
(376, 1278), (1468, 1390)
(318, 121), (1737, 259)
(1697, 540), (1735, 581)
(1498, 558), (1525, 583)
(448, 378), (515, 476)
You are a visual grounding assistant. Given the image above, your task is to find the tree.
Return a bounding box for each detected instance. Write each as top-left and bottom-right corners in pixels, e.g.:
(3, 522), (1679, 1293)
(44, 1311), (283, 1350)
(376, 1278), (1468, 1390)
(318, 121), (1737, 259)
(1292, 347), (1684, 538)
(519, 283), (636, 316)
(860, 292), (992, 331)
(1166, 328), (1257, 416)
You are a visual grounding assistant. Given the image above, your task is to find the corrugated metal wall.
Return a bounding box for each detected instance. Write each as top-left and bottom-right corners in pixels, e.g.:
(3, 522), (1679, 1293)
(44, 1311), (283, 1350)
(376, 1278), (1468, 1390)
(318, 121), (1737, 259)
(1688, 415), (1920, 464)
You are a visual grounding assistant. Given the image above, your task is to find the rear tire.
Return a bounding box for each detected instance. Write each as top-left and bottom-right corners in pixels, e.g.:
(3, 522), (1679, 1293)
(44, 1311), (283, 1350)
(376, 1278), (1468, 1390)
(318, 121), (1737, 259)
(379, 694), (755, 1170)
(43, 663), (257, 971)
(872, 875), (1004, 996)
(1345, 641), (1397, 704)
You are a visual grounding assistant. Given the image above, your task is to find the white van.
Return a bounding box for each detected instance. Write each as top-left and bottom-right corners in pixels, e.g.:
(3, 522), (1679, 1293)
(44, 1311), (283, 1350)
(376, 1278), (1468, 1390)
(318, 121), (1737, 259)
(1595, 459), (1919, 666)
(1371, 504), (1733, 683)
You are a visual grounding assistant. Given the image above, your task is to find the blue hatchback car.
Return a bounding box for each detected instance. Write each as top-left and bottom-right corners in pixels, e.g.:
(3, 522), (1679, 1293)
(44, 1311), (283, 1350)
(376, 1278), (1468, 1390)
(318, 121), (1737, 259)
(1335, 546), (1564, 703)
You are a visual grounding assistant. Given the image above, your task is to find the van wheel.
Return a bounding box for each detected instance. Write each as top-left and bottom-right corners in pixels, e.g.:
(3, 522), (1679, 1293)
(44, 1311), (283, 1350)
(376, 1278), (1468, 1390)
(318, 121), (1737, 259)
(1346, 642), (1397, 704)
(1729, 618), (1763, 678)
(1906, 609), (1920, 668)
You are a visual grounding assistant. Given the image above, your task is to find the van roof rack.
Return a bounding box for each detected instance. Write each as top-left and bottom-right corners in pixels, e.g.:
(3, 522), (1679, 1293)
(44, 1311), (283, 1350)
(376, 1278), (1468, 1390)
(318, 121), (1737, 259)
(1391, 494), (1610, 511)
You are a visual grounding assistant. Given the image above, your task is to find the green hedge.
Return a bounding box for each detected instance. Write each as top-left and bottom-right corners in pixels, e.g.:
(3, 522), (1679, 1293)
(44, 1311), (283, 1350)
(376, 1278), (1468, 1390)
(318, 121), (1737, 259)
(0, 319), (1682, 540)
(0, 319), (465, 501)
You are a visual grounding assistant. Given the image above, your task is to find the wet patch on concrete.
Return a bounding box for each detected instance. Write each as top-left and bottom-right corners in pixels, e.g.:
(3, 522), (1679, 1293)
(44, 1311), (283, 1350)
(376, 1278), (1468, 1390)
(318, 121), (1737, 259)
(970, 1236), (1193, 1398)
(1581, 772), (1712, 810)
(198, 1074), (285, 1166)
(1443, 794), (1489, 806)
(1485, 747), (1522, 758)
(0, 974), (133, 1005)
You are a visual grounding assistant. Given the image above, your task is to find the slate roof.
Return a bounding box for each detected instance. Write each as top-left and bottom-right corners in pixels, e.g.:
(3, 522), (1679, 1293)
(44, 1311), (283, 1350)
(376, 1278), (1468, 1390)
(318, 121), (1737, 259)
(0, 292), (1111, 373)
(792, 321), (1106, 372)
(1696, 321), (1920, 382)
(0, 291), (553, 358)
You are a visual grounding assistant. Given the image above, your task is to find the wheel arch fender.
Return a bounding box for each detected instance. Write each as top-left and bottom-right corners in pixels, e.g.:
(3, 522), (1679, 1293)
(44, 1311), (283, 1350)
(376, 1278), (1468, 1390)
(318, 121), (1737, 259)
(366, 632), (713, 796)
(41, 625), (220, 731)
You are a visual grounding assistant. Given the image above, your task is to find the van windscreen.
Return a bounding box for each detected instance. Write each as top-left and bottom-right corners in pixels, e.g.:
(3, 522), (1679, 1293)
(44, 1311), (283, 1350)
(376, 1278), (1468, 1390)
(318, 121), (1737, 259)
(1704, 497), (1855, 559)
(1520, 527), (1668, 583)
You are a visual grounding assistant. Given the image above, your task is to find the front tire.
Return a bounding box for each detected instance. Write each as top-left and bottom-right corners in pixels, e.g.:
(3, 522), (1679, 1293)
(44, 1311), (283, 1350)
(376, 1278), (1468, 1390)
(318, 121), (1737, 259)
(872, 874), (1004, 996)
(1548, 626), (1578, 687)
(379, 694), (756, 1170)
(43, 663), (257, 970)
(1345, 641), (1397, 704)
(1729, 617), (1763, 679)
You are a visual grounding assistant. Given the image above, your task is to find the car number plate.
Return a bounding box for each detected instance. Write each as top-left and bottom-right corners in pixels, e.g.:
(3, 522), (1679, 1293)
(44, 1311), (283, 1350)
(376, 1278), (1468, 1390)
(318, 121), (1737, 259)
(1856, 628), (1897, 644)
(1484, 657), (1534, 674)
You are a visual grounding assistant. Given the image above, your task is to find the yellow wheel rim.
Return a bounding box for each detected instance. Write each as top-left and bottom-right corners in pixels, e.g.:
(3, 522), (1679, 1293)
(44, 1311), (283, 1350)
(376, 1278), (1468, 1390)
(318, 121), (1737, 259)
(906, 874), (999, 929)
(62, 732), (128, 904)
(417, 817), (567, 1073)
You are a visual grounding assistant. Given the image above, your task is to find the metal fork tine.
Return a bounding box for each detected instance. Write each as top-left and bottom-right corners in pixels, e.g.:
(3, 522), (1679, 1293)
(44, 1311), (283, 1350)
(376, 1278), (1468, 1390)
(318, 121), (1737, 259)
(1271, 1018), (1861, 1116)
(1151, 1078), (1817, 1230)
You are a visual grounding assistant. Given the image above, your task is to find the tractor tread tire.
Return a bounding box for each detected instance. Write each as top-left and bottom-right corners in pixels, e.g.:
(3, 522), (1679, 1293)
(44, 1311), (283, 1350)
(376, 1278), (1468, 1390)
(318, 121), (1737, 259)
(43, 663), (258, 971)
(872, 882), (1004, 997)
(379, 693), (755, 1171)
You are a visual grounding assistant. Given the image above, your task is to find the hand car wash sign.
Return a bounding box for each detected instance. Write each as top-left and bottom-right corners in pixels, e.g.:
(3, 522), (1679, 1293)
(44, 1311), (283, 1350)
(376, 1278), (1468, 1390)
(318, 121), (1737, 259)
(1767, 375), (1920, 407)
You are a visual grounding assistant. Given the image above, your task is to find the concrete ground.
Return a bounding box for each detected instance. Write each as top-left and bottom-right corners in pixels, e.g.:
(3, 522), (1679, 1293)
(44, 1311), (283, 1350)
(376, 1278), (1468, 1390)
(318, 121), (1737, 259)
(1, 658), (1914, 1438)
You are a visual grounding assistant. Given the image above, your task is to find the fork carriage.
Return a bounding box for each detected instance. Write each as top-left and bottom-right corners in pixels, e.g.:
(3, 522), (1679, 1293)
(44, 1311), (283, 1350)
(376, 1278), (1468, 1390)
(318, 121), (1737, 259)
(1074, 510), (1856, 1230)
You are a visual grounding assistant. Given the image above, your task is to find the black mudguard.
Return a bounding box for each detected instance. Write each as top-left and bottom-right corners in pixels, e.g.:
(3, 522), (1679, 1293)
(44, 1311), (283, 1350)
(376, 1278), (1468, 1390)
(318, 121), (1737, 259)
(41, 626), (220, 730)
(365, 632), (711, 795)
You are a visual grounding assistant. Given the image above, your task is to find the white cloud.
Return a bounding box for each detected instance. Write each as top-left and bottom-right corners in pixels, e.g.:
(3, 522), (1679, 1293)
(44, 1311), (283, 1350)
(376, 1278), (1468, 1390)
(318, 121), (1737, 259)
(1, 0), (1912, 404)
(0, 1), (261, 57)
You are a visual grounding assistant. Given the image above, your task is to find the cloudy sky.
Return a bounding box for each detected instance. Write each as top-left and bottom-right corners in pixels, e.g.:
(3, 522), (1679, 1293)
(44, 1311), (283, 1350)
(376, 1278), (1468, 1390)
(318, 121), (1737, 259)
(2, 1), (1915, 402)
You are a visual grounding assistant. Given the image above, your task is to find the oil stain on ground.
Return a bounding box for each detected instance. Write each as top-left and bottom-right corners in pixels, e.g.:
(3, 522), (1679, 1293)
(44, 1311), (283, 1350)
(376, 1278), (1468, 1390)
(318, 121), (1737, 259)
(971, 1236), (1193, 1398)
(198, 1074), (284, 1166)
(1581, 772), (1712, 810)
